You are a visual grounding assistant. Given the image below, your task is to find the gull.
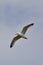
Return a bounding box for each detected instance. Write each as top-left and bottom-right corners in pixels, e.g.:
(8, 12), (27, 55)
(10, 23), (34, 48)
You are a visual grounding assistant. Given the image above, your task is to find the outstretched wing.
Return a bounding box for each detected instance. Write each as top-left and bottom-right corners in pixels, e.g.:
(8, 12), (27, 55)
(21, 23), (34, 34)
(10, 35), (21, 48)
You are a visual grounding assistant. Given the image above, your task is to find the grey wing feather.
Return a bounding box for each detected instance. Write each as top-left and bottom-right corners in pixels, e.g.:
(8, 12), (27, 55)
(21, 23), (34, 34)
(10, 35), (21, 48)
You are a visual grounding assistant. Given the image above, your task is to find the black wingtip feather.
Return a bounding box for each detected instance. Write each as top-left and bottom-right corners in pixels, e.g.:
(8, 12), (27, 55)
(31, 23), (34, 25)
(10, 44), (12, 48)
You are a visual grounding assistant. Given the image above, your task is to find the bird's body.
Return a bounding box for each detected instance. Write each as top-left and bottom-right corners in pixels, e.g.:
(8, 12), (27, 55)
(10, 23), (34, 48)
(16, 33), (27, 39)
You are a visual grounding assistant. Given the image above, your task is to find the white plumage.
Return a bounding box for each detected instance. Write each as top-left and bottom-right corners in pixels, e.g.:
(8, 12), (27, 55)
(10, 23), (34, 48)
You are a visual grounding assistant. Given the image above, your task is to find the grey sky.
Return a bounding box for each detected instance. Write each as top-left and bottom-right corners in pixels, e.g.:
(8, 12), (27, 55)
(0, 0), (43, 65)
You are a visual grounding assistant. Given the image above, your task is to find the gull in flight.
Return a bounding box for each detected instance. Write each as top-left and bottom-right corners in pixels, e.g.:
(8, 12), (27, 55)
(10, 23), (34, 48)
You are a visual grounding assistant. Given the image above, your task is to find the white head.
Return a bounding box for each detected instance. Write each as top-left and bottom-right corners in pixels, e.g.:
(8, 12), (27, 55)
(15, 33), (19, 35)
(15, 33), (21, 36)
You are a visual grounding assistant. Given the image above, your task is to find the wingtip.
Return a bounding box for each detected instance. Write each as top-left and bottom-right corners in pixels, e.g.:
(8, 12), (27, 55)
(31, 23), (34, 25)
(10, 44), (12, 48)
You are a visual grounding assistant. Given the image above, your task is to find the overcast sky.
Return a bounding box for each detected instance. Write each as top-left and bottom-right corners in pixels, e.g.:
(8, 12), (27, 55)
(0, 0), (43, 65)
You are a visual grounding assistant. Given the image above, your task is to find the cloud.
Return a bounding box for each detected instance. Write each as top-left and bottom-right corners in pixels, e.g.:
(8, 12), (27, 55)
(0, 0), (43, 26)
